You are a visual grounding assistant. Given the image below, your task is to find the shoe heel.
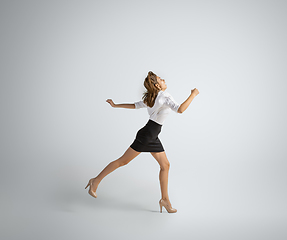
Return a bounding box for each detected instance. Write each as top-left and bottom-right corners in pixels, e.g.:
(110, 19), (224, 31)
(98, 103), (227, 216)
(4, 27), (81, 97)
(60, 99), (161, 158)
(85, 182), (90, 189)
(159, 200), (163, 213)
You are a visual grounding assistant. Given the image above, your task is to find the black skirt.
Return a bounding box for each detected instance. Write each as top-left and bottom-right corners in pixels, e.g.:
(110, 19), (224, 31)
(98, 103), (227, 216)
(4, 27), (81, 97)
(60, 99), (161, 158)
(130, 119), (165, 152)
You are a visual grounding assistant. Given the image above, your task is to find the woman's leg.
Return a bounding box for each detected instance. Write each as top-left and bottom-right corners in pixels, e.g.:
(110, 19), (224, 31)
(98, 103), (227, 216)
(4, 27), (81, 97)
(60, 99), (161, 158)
(90, 147), (140, 192)
(150, 151), (172, 204)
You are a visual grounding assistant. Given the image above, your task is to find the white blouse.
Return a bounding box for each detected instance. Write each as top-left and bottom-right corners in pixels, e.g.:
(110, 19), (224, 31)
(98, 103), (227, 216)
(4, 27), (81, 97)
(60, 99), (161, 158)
(134, 90), (180, 125)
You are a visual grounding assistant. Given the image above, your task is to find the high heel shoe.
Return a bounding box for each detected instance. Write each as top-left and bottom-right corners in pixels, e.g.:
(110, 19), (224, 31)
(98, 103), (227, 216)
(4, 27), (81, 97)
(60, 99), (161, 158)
(159, 199), (177, 213)
(85, 178), (97, 198)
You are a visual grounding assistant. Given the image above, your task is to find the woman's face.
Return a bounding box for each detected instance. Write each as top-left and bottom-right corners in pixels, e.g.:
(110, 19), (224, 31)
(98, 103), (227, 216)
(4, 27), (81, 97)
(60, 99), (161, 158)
(156, 76), (167, 91)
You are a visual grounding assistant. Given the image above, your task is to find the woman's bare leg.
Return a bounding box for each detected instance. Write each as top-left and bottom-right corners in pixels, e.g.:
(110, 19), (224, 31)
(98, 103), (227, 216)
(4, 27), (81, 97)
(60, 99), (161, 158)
(150, 151), (172, 205)
(90, 147), (140, 192)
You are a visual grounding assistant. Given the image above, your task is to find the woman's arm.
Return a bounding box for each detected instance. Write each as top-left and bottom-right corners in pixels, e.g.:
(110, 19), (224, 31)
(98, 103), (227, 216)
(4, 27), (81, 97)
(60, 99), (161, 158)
(177, 88), (199, 113)
(106, 99), (136, 109)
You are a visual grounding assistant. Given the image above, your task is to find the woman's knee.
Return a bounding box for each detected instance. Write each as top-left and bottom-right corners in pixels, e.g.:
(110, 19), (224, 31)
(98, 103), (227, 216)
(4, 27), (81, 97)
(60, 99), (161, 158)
(117, 157), (130, 167)
(160, 161), (170, 170)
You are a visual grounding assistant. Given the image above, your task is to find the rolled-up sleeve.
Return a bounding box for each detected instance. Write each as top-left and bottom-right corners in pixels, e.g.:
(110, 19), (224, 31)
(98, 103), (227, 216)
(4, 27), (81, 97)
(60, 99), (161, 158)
(164, 96), (180, 113)
(134, 100), (147, 109)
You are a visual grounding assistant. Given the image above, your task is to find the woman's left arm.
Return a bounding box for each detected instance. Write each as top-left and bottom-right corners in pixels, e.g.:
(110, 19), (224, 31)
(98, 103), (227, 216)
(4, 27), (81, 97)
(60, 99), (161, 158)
(106, 99), (136, 109)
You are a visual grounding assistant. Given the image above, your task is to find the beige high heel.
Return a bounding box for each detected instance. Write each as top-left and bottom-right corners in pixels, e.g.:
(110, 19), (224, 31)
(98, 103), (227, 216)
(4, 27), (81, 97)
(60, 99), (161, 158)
(159, 199), (177, 213)
(85, 178), (97, 198)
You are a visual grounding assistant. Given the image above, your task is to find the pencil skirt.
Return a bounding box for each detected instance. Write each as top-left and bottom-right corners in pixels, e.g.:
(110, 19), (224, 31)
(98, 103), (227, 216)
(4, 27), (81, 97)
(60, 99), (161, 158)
(130, 119), (165, 152)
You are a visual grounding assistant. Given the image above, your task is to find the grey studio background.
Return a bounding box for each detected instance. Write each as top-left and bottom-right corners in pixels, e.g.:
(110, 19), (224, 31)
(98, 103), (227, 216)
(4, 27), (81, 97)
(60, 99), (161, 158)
(0, 0), (286, 240)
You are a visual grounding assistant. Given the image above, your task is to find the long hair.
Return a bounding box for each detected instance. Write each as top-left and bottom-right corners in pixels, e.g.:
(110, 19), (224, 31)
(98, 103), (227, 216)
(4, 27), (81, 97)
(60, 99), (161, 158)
(142, 71), (160, 108)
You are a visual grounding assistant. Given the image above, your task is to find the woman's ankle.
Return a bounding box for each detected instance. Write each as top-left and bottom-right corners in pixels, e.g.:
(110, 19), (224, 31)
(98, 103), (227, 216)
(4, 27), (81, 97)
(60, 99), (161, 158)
(93, 177), (100, 184)
(161, 197), (170, 201)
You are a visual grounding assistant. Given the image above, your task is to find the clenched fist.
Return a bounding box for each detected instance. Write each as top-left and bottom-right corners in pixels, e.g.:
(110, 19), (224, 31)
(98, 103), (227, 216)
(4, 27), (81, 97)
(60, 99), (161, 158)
(191, 88), (199, 96)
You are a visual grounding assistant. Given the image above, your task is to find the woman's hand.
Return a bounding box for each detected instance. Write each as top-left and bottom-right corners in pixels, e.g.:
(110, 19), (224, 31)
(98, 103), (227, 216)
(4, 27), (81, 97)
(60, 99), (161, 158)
(191, 88), (199, 96)
(106, 99), (116, 107)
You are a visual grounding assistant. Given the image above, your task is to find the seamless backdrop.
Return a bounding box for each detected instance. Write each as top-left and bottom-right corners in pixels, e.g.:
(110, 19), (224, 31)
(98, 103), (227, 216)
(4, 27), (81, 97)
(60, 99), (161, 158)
(1, 1), (287, 240)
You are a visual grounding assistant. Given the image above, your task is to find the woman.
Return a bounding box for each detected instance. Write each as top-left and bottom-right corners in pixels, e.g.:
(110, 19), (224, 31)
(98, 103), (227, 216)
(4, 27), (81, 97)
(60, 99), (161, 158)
(85, 71), (199, 213)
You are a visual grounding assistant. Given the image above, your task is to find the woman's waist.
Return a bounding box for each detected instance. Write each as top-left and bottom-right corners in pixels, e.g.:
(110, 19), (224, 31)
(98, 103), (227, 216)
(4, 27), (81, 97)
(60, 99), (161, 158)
(146, 119), (163, 127)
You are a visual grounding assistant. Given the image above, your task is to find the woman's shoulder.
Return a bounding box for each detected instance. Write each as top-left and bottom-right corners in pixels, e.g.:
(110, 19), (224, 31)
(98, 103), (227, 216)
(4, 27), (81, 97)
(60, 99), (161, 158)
(156, 91), (170, 104)
(159, 90), (172, 99)
(158, 91), (178, 105)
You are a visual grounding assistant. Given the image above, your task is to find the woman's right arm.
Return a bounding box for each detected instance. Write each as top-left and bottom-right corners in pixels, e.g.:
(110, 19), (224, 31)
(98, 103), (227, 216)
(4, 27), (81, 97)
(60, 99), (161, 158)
(177, 88), (199, 113)
(106, 99), (136, 109)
